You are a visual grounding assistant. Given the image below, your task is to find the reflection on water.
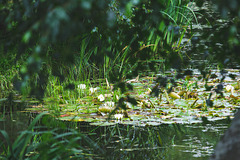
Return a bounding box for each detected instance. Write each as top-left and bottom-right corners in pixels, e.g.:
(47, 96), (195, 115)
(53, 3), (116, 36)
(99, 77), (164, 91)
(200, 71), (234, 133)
(167, 123), (229, 160)
(0, 112), (35, 143)
(86, 118), (231, 159)
(0, 111), (230, 159)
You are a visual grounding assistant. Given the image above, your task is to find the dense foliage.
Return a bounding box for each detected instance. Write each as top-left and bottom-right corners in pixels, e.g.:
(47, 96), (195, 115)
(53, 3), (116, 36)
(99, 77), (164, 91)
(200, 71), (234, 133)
(0, 0), (195, 98)
(1, 0), (239, 98)
(202, 0), (240, 63)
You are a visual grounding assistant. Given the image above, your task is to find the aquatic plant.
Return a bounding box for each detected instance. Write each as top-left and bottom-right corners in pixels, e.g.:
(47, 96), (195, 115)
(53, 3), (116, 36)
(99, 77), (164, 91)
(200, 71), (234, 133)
(0, 112), (102, 160)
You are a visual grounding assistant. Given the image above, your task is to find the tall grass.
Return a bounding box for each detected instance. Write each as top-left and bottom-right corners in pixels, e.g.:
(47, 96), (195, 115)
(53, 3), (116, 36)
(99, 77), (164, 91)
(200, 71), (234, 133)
(49, 0), (197, 83)
(153, 0), (197, 52)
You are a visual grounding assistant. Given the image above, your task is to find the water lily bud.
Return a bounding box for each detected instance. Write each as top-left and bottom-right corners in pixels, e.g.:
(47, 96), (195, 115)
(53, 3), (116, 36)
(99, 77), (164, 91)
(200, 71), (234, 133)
(178, 91), (186, 96)
(169, 92), (180, 99)
(145, 88), (152, 94)
(98, 106), (112, 113)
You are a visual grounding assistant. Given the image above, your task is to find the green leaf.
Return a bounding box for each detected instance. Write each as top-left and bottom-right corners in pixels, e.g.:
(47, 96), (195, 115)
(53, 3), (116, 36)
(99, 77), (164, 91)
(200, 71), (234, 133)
(22, 31), (31, 43)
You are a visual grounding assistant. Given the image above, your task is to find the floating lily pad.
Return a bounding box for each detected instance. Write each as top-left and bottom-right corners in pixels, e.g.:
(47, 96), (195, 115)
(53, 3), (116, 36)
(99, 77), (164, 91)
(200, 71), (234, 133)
(90, 122), (116, 126)
(23, 69), (240, 126)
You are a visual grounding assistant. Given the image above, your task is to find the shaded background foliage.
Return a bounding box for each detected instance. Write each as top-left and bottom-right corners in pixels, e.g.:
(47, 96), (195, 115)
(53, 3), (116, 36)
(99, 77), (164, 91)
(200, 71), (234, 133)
(193, 0), (240, 67)
(0, 0), (239, 97)
(0, 0), (186, 98)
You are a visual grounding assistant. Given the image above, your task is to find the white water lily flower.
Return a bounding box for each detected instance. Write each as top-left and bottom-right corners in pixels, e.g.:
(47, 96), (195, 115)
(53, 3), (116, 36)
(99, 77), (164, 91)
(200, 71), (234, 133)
(226, 85), (234, 95)
(89, 87), (98, 94)
(124, 101), (133, 109)
(98, 101), (115, 113)
(78, 84), (86, 90)
(226, 85), (234, 92)
(105, 101), (115, 107)
(98, 94), (105, 101)
(114, 114), (123, 120)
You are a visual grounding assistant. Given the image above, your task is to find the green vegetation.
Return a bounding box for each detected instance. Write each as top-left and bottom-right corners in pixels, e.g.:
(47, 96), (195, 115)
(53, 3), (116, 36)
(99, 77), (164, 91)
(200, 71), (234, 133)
(1, 0), (240, 159)
(0, 0), (197, 95)
(0, 113), (104, 160)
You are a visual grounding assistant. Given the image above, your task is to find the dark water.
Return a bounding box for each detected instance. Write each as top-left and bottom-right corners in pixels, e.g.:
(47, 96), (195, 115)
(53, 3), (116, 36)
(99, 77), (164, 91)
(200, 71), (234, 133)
(182, 2), (240, 69)
(0, 112), (35, 143)
(90, 121), (230, 159)
(0, 111), (230, 159)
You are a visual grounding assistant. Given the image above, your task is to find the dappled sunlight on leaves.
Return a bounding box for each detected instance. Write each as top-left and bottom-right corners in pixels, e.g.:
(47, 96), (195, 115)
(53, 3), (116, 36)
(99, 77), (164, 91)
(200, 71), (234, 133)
(24, 69), (240, 127)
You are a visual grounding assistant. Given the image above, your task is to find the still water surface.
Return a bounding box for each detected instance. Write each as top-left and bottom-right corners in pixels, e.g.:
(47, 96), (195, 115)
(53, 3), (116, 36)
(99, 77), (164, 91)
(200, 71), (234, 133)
(0, 111), (230, 159)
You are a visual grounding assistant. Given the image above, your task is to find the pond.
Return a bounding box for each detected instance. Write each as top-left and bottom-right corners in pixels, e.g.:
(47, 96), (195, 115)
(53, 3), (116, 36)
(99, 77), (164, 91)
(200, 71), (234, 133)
(0, 111), (230, 159)
(1, 67), (240, 159)
(0, 1), (239, 159)
(90, 119), (230, 159)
